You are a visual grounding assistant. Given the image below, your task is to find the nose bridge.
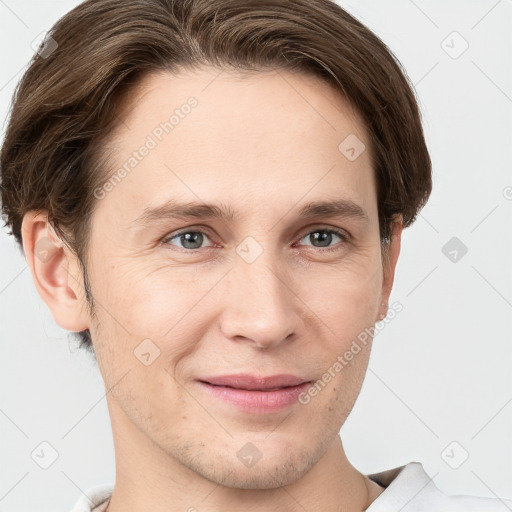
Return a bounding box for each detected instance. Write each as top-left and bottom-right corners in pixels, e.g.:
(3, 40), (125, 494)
(219, 241), (298, 348)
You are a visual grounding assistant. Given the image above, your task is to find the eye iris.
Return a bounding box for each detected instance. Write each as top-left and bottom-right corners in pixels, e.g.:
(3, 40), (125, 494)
(181, 232), (203, 249)
(310, 231), (333, 247)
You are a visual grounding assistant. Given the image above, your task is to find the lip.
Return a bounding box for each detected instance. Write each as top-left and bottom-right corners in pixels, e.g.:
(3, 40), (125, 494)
(198, 373), (309, 390)
(196, 374), (312, 414)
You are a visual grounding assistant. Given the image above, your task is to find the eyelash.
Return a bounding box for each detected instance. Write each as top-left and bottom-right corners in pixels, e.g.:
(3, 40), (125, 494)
(160, 226), (350, 253)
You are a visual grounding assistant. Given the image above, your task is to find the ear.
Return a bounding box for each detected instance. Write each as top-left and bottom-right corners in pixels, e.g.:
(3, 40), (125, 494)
(21, 211), (90, 332)
(376, 215), (403, 321)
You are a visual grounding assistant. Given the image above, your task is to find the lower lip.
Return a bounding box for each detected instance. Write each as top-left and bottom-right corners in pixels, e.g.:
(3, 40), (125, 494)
(198, 381), (311, 413)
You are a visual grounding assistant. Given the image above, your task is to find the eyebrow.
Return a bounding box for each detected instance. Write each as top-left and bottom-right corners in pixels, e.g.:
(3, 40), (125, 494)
(129, 198), (370, 229)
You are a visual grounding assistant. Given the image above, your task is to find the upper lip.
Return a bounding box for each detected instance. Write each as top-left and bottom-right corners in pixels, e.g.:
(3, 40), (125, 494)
(198, 374), (310, 391)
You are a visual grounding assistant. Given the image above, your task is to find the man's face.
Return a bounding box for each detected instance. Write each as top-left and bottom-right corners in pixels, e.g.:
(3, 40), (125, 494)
(83, 67), (398, 488)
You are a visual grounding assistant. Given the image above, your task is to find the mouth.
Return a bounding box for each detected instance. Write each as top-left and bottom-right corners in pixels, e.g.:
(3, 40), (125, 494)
(195, 374), (312, 413)
(197, 373), (311, 391)
(199, 381), (304, 391)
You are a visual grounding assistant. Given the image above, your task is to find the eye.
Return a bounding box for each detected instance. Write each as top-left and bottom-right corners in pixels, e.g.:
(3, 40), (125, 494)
(162, 230), (214, 251)
(161, 227), (349, 252)
(295, 228), (349, 250)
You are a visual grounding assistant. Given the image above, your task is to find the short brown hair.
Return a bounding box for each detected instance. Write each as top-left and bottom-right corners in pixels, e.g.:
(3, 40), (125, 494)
(0, 0), (432, 355)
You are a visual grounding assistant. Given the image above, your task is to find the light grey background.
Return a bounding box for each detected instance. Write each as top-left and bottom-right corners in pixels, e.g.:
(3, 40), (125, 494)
(0, 1), (511, 510)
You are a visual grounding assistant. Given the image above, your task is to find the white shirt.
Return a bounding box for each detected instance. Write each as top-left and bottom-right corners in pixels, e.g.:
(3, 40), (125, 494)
(69, 461), (512, 511)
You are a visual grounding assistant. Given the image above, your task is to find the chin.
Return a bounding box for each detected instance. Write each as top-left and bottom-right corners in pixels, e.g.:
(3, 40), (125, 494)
(201, 441), (318, 490)
(213, 459), (312, 490)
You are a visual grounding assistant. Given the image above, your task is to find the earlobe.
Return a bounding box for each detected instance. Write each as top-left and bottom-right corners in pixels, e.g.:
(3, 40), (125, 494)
(21, 211), (90, 333)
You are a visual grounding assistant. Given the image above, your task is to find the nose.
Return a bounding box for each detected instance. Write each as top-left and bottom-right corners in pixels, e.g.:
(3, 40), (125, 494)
(218, 251), (300, 349)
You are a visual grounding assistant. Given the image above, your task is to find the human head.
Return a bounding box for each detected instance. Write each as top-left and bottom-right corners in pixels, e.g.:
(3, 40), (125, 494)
(0, 0), (433, 498)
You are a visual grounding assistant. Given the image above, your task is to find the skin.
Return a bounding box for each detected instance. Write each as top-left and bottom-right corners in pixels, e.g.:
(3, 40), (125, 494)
(22, 66), (403, 511)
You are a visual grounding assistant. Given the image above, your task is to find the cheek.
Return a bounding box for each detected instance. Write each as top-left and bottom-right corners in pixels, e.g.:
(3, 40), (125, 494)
(90, 256), (201, 335)
(88, 260), (221, 397)
(295, 256), (382, 401)
(299, 257), (383, 332)
(293, 342), (372, 441)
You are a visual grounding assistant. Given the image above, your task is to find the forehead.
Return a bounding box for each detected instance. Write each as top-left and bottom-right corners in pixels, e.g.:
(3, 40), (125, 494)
(113, 65), (371, 147)
(93, 66), (377, 228)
